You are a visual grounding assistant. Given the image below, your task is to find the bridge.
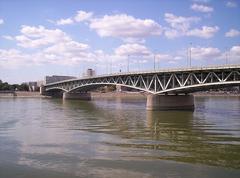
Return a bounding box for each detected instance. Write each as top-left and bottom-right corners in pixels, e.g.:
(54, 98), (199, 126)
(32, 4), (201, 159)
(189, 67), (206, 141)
(41, 65), (240, 110)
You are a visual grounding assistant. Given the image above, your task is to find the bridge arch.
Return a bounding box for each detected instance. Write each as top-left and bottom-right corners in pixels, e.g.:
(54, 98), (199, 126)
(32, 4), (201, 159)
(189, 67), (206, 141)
(45, 87), (68, 92)
(156, 81), (240, 94)
(68, 83), (155, 94)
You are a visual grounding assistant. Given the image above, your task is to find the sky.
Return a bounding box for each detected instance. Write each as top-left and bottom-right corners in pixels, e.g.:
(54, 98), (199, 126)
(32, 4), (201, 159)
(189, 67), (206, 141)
(0, 0), (240, 84)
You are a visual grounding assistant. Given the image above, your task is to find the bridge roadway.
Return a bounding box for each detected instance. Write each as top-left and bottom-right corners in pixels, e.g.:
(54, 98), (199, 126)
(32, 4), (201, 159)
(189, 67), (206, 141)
(41, 65), (240, 110)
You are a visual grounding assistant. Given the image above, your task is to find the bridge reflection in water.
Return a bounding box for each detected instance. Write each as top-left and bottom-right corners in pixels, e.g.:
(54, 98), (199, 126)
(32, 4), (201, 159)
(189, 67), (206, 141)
(59, 97), (240, 169)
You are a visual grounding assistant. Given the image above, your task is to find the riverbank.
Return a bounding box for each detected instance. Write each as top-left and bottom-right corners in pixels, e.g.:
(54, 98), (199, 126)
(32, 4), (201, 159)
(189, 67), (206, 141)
(0, 91), (49, 98)
(0, 91), (239, 99)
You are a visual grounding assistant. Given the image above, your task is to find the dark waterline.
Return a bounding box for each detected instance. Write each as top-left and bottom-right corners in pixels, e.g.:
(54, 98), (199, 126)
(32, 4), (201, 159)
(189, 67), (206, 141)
(0, 96), (240, 178)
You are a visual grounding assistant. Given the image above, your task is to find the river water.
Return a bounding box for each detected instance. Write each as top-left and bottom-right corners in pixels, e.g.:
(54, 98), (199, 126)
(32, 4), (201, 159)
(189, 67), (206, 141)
(0, 96), (240, 178)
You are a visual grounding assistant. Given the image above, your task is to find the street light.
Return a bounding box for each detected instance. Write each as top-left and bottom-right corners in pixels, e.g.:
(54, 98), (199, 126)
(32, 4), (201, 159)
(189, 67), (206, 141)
(225, 48), (228, 65)
(153, 54), (156, 71)
(189, 42), (192, 67)
(127, 55), (130, 72)
(110, 58), (112, 73)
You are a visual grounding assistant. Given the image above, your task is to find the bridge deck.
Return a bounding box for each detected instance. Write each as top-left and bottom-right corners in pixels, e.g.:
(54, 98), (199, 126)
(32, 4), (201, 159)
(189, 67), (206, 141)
(44, 65), (240, 86)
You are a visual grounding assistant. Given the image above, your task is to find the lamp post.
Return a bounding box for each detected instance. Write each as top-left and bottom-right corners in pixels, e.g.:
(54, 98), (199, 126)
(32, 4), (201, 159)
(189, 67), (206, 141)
(110, 58), (112, 73)
(189, 42), (192, 68)
(225, 48), (228, 65)
(127, 55), (130, 72)
(154, 54), (156, 71)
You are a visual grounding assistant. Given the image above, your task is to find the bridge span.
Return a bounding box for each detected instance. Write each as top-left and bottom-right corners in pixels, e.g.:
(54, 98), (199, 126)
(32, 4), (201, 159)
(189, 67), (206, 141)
(41, 65), (240, 110)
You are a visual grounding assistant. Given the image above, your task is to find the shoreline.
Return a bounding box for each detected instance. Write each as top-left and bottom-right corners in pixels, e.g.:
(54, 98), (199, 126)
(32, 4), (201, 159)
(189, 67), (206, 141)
(0, 91), (49, 98)
(1, 91), (239, 99)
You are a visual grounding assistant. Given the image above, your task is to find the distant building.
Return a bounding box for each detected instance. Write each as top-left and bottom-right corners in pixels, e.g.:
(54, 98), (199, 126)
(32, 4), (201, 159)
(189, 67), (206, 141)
(86, 69), (96, 77)
(44, 75), (77, 85)
(28, 82), (38, 92)
(37, 80), (44, 87)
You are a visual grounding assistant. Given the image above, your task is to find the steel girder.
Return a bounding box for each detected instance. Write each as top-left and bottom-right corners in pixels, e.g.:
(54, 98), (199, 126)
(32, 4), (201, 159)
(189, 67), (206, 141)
(44, 67), (240, 94)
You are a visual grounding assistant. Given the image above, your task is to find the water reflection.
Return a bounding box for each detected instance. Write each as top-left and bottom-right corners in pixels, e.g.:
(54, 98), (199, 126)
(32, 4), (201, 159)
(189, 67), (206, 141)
(61, 98), (240, 169)
(0, 97), (240, 178)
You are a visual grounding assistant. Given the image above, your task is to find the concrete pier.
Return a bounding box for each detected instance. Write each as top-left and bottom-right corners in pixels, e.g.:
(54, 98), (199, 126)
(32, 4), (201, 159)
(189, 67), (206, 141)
(146, 94), (194, 111)
(63, 92), (91, 100)
(40, 86), (45, 95)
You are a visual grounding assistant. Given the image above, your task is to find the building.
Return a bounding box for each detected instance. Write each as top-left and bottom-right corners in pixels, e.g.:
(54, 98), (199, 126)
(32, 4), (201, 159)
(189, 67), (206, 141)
(28, 82), (38, 92)
(44, 75), (77, 85)
(86, 69), (96, 77)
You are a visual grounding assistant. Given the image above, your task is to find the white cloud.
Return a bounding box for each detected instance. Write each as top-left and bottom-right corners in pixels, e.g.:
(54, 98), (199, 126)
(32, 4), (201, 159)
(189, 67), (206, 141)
(191, 3), (213, 12)
(225, 29), (240, 37)
(89, 14), (162, 40)
(53, 10), (92, 26)
(226, 1), (237, 8)
(2, 35), (14, 40)
(56, 18), (73, 25)
(164, 13), (201, 38)
(164, 13), (200, 31)
(0, 19), (4, 25)
(228, 45), (240, 62)
(187, 26), (219, 38)
(0, 25), (99, 67)
(192, 0), (210, 3)
(0, 49), (32, 68)
(164, 29), (180, 39)
(114, 43), (151, 56)
(155, 54), (172, 60)
(74, 10), (93, 22)
(191, 46), (221, 59)
(43, 40), (95, 64)
(15, 25), (71, 48)
(230, 45), (240, 55)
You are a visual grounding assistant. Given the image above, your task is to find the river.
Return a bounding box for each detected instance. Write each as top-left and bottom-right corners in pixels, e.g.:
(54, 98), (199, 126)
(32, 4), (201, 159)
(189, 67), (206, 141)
(0, 96), (240, 178)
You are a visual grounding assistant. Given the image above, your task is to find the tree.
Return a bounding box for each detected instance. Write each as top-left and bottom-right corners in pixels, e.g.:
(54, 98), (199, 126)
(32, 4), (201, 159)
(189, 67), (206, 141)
(18, 83), (29, 91)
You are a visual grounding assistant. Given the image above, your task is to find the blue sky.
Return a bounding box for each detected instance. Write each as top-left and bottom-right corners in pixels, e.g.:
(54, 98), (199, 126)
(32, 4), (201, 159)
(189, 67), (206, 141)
(0, 0), (240, 84)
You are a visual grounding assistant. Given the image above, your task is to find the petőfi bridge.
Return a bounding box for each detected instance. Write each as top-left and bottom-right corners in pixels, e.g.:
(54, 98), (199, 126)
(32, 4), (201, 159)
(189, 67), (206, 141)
(41, 65), (240, 110)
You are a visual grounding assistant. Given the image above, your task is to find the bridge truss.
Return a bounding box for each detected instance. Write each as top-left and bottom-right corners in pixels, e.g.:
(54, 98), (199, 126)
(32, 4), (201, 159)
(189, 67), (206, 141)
(44, 66), (240, 94)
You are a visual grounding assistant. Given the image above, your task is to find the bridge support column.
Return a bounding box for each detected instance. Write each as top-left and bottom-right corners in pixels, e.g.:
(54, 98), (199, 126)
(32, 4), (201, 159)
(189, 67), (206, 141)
(40, 86), (46, 95)
(146, 94), (194, 111)
(63, 92), (91, 100)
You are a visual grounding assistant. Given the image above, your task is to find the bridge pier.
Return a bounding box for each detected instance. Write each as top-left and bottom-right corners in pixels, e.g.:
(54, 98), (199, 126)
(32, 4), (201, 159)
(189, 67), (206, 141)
(63, 92), (91, 100)
(40, 86), (46, 95)
(146, 94), (194, 111)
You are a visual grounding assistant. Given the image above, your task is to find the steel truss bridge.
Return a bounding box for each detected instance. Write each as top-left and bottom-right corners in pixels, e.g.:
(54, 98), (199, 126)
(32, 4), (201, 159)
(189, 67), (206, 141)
(43, 65), (240, 95)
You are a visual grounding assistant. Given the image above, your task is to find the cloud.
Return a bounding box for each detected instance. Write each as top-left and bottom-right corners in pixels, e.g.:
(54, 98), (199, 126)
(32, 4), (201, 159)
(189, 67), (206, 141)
(0, 49), (32, 68)
(226, 1), (237, 8)
(187, 26), (219, 38)
(43, 40), (95, 64)
(114, 43), (151, 56)
(2, 35), (14, 40)
(0, 25), (98, 67)
(0, 19), (4, 25)
(89, 14), (162, 40)
(56, 18), (73, 25)
(164, 13), (200, 31)
(225, 29), (240, 37)
(228, 45), (240, 62)
(191, 46), (221, 60)
(190, 3), (214, 12)
(155, 54), (172, 61)
(164, 13), (201, 38)
(74, 10), (93, 22)
(192, 0), (210, 3)
(53, 10), (93, 26)
(15, 25), (71, 48)
(230, 45), (240, 55)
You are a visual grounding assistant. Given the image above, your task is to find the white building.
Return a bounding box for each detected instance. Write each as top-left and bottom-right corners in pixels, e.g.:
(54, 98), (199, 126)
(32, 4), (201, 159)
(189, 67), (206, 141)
(44, 75), (77, 84)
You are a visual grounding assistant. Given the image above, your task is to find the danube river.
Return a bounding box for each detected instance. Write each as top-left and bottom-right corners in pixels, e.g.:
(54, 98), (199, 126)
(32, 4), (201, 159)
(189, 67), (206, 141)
(0, 96), (240, 178)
